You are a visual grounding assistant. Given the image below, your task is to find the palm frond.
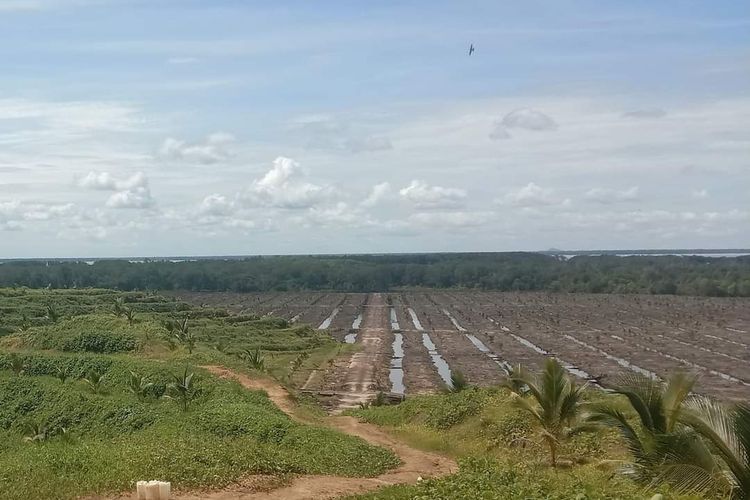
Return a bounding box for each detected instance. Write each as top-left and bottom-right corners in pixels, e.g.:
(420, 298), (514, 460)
(588, 405), (646, 460)
(662, 371), (696, 432)
(682, 397), (750, 498)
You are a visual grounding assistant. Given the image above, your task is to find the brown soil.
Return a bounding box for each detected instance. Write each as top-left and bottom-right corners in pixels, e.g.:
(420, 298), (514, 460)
(174, 290), (750, 401)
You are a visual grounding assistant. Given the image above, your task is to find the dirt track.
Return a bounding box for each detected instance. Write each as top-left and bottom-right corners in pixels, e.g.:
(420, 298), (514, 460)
(330, 293), (391, 413)
(171, 366), (455, 500)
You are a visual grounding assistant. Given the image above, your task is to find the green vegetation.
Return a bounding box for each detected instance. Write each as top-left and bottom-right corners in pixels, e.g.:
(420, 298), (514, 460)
(1, 252), (749, 296)
(348, 384), (692, 499)
(0, 288), (398, 499)
(506, 358), (592, 467)
(349, 359), (749, 499)
(590, 372), (750, 497)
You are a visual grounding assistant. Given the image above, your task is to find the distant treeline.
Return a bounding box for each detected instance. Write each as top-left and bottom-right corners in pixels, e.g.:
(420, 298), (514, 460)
(0, 253), (749, 296)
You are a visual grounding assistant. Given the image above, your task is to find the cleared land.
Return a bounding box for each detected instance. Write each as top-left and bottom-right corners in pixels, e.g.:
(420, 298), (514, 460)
(176, 291), (750, 403)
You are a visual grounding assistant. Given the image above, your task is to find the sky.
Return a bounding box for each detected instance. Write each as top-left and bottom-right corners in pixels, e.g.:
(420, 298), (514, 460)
(0, 0), (748, 258)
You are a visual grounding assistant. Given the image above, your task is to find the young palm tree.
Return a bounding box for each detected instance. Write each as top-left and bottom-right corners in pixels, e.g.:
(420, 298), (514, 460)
(445, 370), (470, 393)
(507, 358), (591, 467)
(18, 313), (31, 332)
(127, 370), (154, 401)
(124, 307), (136, 326)
(55, 364), (69, 384)
(243, 348), (266, 371)
(111, 297), (126, 318)
(22, 420), (52, 443)
(680, 398), (750, 498)
(45, 304), (60, 323)
(166, 367), (201, 412)
(82, 368), (106, 394)
(588, 372), (722, 492)
(8, 353), (25, 375)
(165, 316), (196, 354)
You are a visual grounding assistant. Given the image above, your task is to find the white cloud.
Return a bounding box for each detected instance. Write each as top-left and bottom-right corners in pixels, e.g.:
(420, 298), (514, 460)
(198, 194), (234, 216)
(499, 183), (569, 207)
(0, 200), (79, 230)
(241, 156), (332, 209)
(77, 171), (147, 191)
(501, 108), (558, 131)
(302, 202), (361, 227)
(361, 182), (393, 207)
(157, 132), (235, 164)
(584, 186), (640, 204)
(399, 180), (467, 209)
(76, 171), (155, 209)
(623, 108), (667, 119)
(105, 186), (154, 209)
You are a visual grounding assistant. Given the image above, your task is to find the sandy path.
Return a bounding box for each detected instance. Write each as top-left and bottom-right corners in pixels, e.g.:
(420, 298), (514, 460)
(169, 365), (456, 500)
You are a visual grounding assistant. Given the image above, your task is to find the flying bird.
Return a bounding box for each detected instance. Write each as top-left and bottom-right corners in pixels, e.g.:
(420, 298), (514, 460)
(468, 43), (475, 56)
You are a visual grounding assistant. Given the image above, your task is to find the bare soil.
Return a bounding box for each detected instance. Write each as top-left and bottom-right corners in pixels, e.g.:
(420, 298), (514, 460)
(175, 291), (750, 402)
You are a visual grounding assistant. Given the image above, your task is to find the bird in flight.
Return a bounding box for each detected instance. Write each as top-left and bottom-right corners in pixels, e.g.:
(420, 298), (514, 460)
(468, 43), (475, 56)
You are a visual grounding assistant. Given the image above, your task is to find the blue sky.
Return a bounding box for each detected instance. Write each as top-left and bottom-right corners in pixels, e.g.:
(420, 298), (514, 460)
(0, 0), (748, 257)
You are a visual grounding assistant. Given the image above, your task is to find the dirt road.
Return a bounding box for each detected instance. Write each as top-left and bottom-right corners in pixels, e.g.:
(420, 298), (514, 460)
(169, 365), (455, 500)
(332, 293), (391, 413)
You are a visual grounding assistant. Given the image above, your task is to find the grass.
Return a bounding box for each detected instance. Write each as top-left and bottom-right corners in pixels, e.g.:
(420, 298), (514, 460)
(0, 288), (399, 499)
(347, 387), (704, 500)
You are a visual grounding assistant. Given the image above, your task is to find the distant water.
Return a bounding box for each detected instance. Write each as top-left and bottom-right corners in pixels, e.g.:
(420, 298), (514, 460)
(561, 253), (749, 260)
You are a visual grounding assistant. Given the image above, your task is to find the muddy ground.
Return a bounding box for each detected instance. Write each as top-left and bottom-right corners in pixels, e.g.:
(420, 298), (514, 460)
(174, 291), (750, 403)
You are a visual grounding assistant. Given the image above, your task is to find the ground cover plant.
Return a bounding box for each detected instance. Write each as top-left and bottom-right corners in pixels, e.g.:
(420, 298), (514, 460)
(0, 288), (398, 499)
(348, 359), (750, 499)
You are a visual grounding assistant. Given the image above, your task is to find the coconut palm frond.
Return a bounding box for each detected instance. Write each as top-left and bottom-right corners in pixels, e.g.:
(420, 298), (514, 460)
(652, 463), (725, 495)
(682, 397), (750, 498)
(661, 371), (697, 432)
(588, 405), (646, 461)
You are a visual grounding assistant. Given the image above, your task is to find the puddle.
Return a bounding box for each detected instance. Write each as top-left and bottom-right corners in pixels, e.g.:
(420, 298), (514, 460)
(389, 333), (405, 394)
(422, 333), (453, 388)
(351, 313), (363, 330)
(442, 309), (467, 331)
(563, 334), (659, 380)
(407, 308), (424, 330)
(290, 314), (301, 323)
(390, 307), (400, 331)
(344, 333), (357, 344)
(317, 307), (341, 330)
(506, 332), (598, 386)
(726, 327), (748, 334)
(464, 333), (511, 374)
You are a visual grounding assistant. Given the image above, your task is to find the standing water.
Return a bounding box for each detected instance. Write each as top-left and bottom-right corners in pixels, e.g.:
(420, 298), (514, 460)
(345, 313), (363, 343)
(464, 333), (512, 374)
(422, 333), (453, 388)
(389, 307), (400, 331)
(442, 309), (467, 332)
(407, 308), (424, 330)
(389, 333), (405, 394)
(352, 313), (363, 329)
(317, 307), (341, 330)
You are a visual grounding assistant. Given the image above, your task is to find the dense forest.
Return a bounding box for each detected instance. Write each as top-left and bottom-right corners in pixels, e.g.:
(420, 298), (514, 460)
(0, 253), (749, 296)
